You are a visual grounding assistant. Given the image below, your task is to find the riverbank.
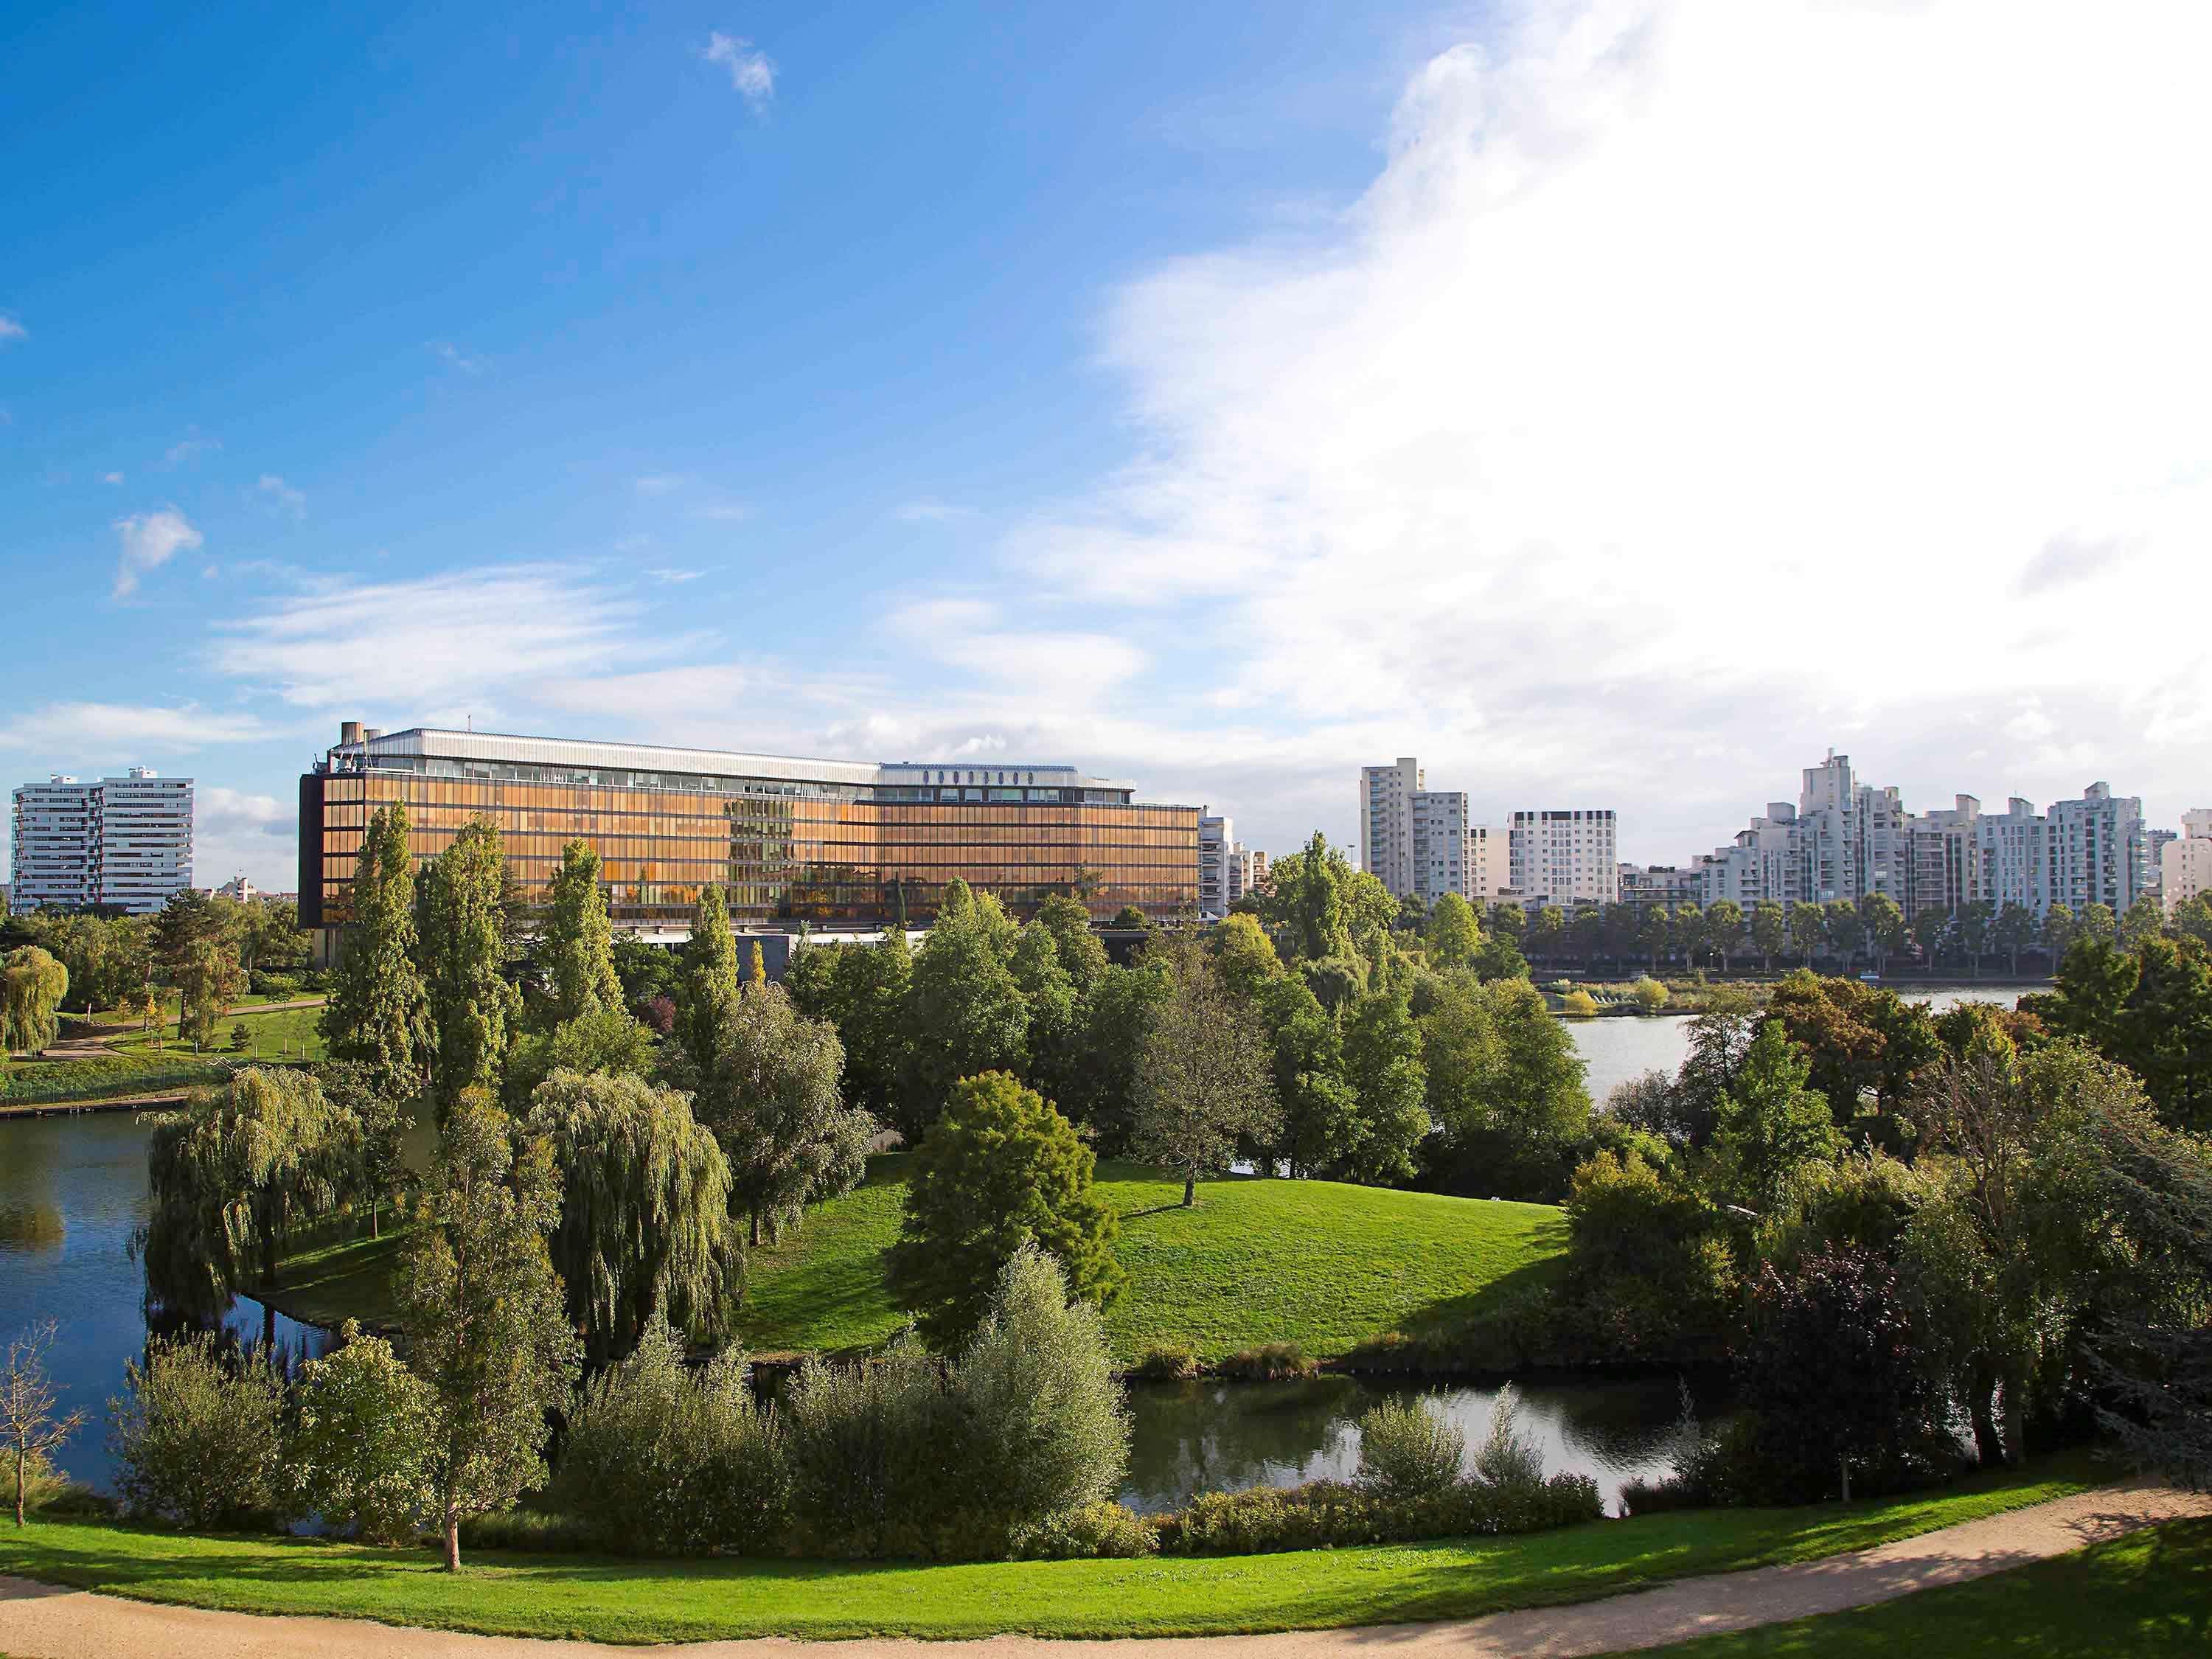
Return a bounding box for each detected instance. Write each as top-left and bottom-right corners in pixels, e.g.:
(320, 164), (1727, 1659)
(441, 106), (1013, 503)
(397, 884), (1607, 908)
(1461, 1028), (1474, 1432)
(0, 1455), (2124, 1644)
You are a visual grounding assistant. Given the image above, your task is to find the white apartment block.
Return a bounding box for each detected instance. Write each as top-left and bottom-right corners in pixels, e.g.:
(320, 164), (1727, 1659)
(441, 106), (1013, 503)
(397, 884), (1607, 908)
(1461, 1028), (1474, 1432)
(1975, 797), (2053, 917)
(1360, 758), (1508, 908)
(2163, 810), (2212, 916)
(2046, 782), (2149, 918)
(8, 768), (194, 915)
(1509, 810), (1618, 909)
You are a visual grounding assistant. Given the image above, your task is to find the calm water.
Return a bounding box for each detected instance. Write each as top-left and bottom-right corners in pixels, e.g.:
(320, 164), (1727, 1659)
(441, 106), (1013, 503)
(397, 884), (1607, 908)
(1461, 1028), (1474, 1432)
(0, 1111), (330, 1492)
(1570, 984), (2037, 1103)
(1121, 1373), (1705, 1516)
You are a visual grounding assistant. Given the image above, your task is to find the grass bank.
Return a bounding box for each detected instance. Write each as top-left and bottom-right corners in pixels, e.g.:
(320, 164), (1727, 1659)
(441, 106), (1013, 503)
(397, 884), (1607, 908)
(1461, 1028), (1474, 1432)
(1640, 1514), (2211, 1658)
(737, 1155), (1566, 1362)
(0, 1456), (2102, 1643)
(0, 1051), (230, 1107)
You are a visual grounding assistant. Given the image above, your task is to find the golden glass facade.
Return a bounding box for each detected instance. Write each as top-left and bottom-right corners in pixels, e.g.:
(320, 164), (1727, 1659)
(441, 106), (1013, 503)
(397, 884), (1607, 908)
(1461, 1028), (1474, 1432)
(300, 768), (1199, 929)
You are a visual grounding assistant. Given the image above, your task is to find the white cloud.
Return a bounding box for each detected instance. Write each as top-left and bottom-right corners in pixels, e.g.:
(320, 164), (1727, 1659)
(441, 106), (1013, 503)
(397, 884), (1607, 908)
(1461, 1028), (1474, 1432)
(645, 568), (706, 583)
(209, 564), (671, 713)
(0, 316), (25, 344)
(257, 473), (307, 520)
(634, 473), (684, 495)
(703, 32), (776, 111)
(433, 342), (484, 375)
(161, 432), (219, 467)
(102, 471), (125, 485)
(0, 702), (271, 751)
(895, 498), (973, 524)
(112, 507), (203, 597)
(987, 0), (2212, 860)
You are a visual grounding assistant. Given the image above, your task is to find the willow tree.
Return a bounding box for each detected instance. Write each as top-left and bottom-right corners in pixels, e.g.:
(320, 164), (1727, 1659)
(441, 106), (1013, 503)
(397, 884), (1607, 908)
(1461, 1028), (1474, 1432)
(139, 1068), (362, 1337)
(523, 1068), (742, 1360)
(675, 883), (740, 1077)
(321, 802), (431, 1099)
(541, 839), (622, 1026)
(1, 947), (69, 1054)
(695, 980), (874, 1245)
(417, 818), (524, 1113)
(399, 1093), (579, 1571)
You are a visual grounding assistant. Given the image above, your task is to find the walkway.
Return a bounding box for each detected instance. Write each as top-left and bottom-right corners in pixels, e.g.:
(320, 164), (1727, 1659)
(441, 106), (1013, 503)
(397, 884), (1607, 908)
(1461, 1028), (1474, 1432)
(0, 1482), (2202, 1659)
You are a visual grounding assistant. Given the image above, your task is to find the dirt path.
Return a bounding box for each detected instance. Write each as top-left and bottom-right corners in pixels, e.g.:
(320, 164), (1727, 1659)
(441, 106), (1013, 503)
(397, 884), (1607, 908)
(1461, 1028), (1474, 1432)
(0, 1482), (2203, 1658)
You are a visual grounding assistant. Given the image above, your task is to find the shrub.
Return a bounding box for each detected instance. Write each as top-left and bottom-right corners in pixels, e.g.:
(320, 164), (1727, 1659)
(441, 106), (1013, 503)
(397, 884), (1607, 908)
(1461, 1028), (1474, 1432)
(1216, 1342), (1315, 1381)
(251, 973), (302, 1000)
(1472, 1384), (1546, 1488)
(108, 1332), (288, 1530)
(554, 1318), (785, 1557)
(1357, 1397), (1466, 1500)
(8, 1447), (75, 1517)
(229, 1023), (253, 1053)
(638, 994), (677, 1035)
(953, 1245), (1130, 1537)
(1559, 990), (1600, 1018)
(1157, 1472), (1601, 1555)
(1130, 1344), (1201, 1380)
(1009, 1500), (1161, 1559)
(1632, 977), (1670, 1011)
(781, 1338), (967, 1557)
(287, 1322), (433, 1543)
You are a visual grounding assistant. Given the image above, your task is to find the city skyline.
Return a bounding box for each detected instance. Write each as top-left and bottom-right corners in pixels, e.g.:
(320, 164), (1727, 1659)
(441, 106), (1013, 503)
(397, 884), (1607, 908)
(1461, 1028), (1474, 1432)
(5, 3), (2210, 888)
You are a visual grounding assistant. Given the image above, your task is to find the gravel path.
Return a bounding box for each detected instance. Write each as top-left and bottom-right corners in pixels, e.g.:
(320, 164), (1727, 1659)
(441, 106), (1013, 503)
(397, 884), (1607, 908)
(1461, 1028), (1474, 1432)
(1, 1481), (2203, 1659)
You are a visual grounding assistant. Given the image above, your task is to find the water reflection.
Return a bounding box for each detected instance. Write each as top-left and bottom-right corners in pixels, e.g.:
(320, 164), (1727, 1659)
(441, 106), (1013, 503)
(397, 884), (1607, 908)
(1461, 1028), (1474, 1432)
(1120, 1373), (1710, 1515)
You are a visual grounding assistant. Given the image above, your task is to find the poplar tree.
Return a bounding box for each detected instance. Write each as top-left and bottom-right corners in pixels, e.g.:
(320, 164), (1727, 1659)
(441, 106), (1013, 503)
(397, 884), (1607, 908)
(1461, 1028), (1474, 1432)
(524, 1070), (742, 1360)
(897, 880), (1029, 1140)
(320, 802), (431, 1098)
(417, 818), (524, 1113)
(400, 1093), (580, 1571)
(676, 884), (740, 1077)
(541, 839), (622, 1026)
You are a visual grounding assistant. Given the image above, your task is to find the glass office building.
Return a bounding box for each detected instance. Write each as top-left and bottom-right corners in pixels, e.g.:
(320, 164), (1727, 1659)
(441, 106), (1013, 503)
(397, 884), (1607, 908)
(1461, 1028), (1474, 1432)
(299, 725), (1199, 937)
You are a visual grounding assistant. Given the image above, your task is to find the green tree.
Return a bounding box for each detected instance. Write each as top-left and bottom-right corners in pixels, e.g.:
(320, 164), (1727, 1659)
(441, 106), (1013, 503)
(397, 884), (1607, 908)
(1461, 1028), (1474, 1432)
(1528, 905), (1567, 968)
(801, 928), (911, 1122)
(695, 980), (873, 1245)
(886, 1071), (1124, 1348)
(540, 840), (622, 1026)
(524, 1069), (741, 1360)
(1209, 911), (1283, 1000)
(320, 803), (431, 1098)
(1009, 920), (1082, 1110)
(1637, 902), (1671, 972)
(1860, 894), (1907, 978)
(2120, 894), (2166, 950)
(1421, 975), (1590, 1201)
(315, 1060), (411, 1239)
(1569, 903), (1605, 969)
(1992, 901), (2036, 976)
(1705, 900), (1745, 973)
(2170, 895), (2212, 951)
(675, 884), (740, 1078)
(1333, 991), (1430, 1184)
(1131, 939), (1281, 1205)
(1058, 959), (1172, 1155)
(1711, 1020), (1843, 1213)
(417, 819), (524, 1113)
(0, 947), (68, 1054)
(1032, 893), (1110, 997)
(139, 1068), (362, 1331)
(1109, 905), (1147, 929)
(2040, 902), (2077, 965)
(1955, 899), (1994, 976)
(1823, 900), (1865, 974)
(896, 880), (1028, 1140)
(1787, 901), (1826, 968)
(286, 1322), (434, 1543)
(1422, 891), (1483, 970)
(399, 1093), (581, 1569)
(1750, 900), (1788, 973)
(1262, 832), (1354, 963)
(502, 1006), (656, 1107)
(2079, 901), (2118, 946)
(1251, 973), (1353, 1177)
(1912, 905), (1952, 970)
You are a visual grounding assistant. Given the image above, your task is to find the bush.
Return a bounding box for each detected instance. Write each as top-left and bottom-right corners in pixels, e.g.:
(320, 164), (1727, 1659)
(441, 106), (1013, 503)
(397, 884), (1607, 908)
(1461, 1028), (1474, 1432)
(1009, 1500), (1161, 1559)
(781, 1338), (967, 1557)
(1216, 1342), (1316, 1380)
(1156, 1472), (1601, 1554)
(251, 973), (302, 1000)
(1472, 1384), (1546, 1487)
(953, 1245), (1130, 1537)
(286, 1322), (433, 1544)
(108, 1332), (288, 1530)
(1632, 977), (1670, 1011)
(1357, 1397), (1466, 1500)
(1559, 990), (1600, 1018)
(8, 1447), (76, 1517)
(229, 1023), (252, 1053)
(638, 994), (677, 1035)
(555, 1318), (785, 1557)
(1130, 1344), (1201, 1380)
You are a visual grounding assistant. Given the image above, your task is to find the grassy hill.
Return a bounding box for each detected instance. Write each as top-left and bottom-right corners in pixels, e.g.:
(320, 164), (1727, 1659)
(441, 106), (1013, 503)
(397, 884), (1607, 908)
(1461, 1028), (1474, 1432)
(737, 1155), (1566, 1363)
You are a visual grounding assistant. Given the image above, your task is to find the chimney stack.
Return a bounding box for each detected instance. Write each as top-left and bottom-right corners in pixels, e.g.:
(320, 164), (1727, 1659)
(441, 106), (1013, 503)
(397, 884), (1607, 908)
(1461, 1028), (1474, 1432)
(340, 720), (364, 745)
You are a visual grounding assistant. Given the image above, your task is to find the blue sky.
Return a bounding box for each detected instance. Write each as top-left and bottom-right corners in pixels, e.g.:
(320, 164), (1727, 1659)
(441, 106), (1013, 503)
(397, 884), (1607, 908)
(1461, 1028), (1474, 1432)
(5, 1), (2209, 889)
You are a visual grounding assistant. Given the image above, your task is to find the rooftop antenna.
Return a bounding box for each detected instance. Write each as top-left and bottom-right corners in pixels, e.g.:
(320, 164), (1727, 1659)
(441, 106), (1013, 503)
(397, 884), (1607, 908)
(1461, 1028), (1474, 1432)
(467, 714), (473, 732)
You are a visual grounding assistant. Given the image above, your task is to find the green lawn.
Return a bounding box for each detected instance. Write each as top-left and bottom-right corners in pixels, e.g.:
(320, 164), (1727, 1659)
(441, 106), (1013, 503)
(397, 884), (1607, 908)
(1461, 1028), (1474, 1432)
(102, 1002), (328, 1064)
(0, 1458), (2104, 1644)
(1635, 1515), (2212, 1658)
(737, 1155), (1567, 1361)
(0, 1049), (229, 1107)
(263, 1227), (412, 1330)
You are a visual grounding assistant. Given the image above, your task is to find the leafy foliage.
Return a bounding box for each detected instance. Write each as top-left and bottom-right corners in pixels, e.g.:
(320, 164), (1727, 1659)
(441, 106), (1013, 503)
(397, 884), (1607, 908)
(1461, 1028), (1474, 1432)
(319, 803), (431, 1098)
(540, 839), (624, 1026)
(287, 1322), (434, 1543)
(107, 1332), (288, 1531)
(1130, 938), (1280, 1204)
(416, 820), (524, 1114)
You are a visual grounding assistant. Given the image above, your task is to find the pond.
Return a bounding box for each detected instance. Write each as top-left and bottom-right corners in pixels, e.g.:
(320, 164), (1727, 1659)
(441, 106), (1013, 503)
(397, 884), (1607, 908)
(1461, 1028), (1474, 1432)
(0, 1111), (330, 1492)
(1569, 984), (2039, 1102)
(1121, 1372), (1708, 1516)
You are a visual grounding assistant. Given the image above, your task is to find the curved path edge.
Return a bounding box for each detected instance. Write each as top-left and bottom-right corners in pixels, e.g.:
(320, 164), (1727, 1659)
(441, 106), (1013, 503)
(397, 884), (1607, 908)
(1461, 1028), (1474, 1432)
(1, 1482), (2205, 1659)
